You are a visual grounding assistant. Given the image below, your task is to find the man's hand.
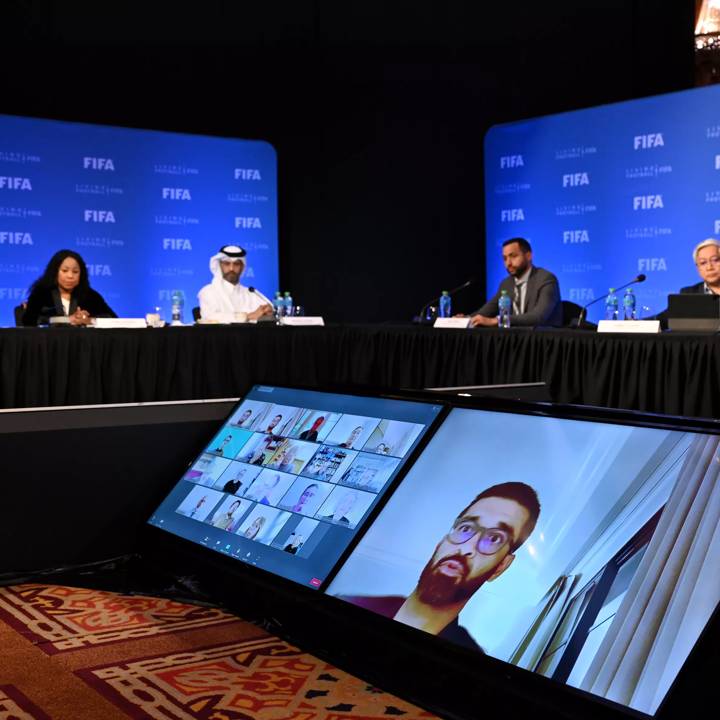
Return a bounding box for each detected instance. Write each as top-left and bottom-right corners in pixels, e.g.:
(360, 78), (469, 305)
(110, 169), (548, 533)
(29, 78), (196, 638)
(469, 314), (498, 328)
(248, 304), (274, 321)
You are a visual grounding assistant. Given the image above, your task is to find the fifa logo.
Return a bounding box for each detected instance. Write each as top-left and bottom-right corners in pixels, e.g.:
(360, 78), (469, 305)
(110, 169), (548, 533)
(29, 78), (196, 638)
(87, 264), (112, 276)
(562, 230), (589, 244)
(500, 155), (524, 169)
(569, 288), (595, 302)
(0, 176), (32, 190)
(83, 157), (115, 171)
(234, 217), (262, 229)
(638, 258), (667, 271)
(163, 238), (193, 250)
(0, 231), (33, 245)
(501, 209), (524, 222)
(633, 195), (664, 210)
(234, 168), (262, 180)
(562, 172), (589, 187)
(633, 133), (664, 150)
(0, 288), (25, 300)
(162, 188), (192, 200)
(84, 210), (116, 223)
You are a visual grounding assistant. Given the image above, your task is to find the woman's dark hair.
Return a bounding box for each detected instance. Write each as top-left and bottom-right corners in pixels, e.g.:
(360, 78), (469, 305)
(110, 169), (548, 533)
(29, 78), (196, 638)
(29, 250), (90, 297)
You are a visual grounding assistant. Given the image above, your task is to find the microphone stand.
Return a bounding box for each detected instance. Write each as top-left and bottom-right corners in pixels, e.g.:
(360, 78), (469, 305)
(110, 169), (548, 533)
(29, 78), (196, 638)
(414, 279), (474, 325)
(248, 287), (280, 325)
(572, 275), (646, 328)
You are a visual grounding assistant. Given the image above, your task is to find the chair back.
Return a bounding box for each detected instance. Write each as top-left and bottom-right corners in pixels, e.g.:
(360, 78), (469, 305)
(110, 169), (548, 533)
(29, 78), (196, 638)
(14, 303), (26, 327)
(561, 300), (583, 326)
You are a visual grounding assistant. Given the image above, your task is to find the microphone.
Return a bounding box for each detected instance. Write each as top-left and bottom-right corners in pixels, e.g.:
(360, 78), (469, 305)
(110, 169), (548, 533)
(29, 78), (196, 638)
(574, 274), (646, 326)
(248, 286), (278, 323)
(415, 278), (475, 324)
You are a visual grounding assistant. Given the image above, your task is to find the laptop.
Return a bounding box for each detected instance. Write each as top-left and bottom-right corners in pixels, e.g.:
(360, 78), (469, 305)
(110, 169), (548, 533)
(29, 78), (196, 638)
(667, 293), (720, 331)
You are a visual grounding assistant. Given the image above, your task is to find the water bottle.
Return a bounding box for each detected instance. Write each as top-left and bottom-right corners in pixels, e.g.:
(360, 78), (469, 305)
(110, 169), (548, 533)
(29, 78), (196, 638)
(272, 291), (283, 317)
(605, 288), (618, 321)
(439, 291), (452, 318)
(498, 289), (512, 328)
(283, 291), (293, 317)
(171, 289), (184, 325)
(623, 288), (637, 320)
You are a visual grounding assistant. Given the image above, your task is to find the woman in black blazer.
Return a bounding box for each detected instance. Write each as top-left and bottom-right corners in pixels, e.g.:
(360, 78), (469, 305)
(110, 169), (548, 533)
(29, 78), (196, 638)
(22, 250), (116, 326)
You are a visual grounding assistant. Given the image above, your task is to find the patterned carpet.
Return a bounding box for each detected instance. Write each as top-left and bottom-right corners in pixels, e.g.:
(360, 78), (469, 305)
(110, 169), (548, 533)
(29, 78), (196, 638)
(0, 583), (439, 720)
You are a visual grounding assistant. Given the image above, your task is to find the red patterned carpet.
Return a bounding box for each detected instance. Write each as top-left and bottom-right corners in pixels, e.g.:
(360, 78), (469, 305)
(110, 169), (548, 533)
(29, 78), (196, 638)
(0, 583), (439, 720)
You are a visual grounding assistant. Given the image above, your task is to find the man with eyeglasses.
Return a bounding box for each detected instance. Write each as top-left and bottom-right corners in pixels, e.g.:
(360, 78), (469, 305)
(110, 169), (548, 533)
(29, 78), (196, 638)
(341, 482), (540, 651)
(684, 238), (720, 295)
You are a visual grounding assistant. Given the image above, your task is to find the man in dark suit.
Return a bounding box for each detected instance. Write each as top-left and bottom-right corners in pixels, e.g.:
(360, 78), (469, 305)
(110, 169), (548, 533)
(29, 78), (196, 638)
(682, 238), (720, 295)
(470, 237), (562, 327)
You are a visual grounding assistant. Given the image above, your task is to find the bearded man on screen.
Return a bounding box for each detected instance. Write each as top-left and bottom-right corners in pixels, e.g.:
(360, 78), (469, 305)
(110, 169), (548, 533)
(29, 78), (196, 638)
(342, 482), (540, 652)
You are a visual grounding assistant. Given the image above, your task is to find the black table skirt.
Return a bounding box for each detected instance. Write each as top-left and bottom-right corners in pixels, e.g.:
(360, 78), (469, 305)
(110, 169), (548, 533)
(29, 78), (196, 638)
(1, 324), (718, 418)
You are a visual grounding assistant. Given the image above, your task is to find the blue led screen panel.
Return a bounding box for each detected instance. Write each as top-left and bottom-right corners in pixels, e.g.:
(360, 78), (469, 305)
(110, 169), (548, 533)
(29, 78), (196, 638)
(484, 84), (720, 322)
(0, 114), (277, 326)
(148, 385), (443, 590)
(328, 407), (720, 716)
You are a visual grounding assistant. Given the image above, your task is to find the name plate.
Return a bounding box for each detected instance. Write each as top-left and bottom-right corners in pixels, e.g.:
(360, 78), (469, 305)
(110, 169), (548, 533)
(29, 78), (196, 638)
(280, 316), (325, 326)
(94, 317), (148, 329)
(433, 317), (471, 329)
(597, 320), (660, 334)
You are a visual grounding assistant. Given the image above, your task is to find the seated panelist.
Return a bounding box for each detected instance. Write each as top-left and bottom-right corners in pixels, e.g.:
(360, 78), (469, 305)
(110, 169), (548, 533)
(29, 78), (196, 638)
(652, 238), (720, 330)
(468, 237), (562, 327)
(682, 238), (720, 295)
(22, 249), (116, 326)
(197, 244), (273, 322)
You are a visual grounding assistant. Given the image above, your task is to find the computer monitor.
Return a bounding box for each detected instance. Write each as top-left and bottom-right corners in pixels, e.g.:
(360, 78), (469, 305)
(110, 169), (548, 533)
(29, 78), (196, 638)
(326, 403), (720, 718)
(147, 385), (444, 590)
(667, 294), (720, 331)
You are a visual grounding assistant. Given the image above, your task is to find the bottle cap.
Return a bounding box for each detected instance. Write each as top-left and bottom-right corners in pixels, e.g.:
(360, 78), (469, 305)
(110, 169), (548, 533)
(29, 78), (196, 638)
(441, 290), (449, 295)
(608, 288), (615, 293)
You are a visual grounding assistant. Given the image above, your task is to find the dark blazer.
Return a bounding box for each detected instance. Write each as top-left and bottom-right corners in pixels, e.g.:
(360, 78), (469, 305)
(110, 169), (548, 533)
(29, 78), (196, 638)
(473, 265), (562, 327)
(679, 281), (706, 294)
(22, 286), (116, 326)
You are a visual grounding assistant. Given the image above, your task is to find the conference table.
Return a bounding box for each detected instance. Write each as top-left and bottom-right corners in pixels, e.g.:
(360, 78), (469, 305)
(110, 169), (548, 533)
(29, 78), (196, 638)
(1, 324), (718, 418)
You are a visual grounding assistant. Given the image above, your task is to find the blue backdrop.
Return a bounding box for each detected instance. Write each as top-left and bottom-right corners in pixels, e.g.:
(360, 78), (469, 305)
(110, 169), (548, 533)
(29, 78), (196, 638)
(0, 114), (277, 326)
(484, 83), (720, 322)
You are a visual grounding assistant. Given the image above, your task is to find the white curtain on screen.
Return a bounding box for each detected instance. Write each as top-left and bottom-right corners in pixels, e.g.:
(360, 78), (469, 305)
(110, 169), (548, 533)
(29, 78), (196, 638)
(579, 434), (720, 714)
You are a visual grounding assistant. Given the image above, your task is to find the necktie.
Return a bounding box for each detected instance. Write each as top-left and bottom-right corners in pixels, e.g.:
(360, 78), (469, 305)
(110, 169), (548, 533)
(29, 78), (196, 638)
(514, 282), (524, 314)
